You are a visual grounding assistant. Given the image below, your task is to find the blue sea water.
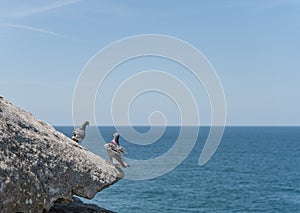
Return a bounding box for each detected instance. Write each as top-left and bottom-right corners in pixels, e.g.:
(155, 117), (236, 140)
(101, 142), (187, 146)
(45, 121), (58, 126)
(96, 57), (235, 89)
(56, 126), (300, 212)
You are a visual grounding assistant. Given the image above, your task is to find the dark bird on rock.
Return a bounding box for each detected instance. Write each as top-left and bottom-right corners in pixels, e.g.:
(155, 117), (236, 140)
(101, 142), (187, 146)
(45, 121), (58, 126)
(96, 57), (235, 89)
(71, 121), (89, 143)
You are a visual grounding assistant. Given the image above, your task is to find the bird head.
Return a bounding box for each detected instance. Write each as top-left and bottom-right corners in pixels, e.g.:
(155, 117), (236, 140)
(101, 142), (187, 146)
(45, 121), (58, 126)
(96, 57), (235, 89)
(81, 121), (89, 129)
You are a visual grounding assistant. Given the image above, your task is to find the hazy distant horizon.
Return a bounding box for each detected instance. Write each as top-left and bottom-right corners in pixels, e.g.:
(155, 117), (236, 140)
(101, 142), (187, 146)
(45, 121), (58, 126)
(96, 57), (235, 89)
(53, 124), (300, 127)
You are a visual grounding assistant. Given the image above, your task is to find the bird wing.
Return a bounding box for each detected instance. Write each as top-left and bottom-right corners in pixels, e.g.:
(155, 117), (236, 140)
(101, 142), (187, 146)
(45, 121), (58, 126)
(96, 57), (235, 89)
(119, 146), (127, 155)
(72, 128), (86, 142)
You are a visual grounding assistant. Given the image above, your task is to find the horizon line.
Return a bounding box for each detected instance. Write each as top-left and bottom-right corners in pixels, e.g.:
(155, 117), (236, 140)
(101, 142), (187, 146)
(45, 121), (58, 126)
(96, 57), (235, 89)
(53, 124), (300, 127)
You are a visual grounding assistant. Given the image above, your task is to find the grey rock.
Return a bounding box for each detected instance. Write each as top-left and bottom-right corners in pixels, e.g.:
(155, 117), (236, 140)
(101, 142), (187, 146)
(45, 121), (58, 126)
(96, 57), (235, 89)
(0, 97), (124, 212)
(47, 197), (116, 213)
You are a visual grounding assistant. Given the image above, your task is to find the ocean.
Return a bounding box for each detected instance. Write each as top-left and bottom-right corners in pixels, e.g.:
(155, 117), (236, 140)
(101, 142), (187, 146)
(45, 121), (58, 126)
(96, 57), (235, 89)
(56, 126), (300, 212)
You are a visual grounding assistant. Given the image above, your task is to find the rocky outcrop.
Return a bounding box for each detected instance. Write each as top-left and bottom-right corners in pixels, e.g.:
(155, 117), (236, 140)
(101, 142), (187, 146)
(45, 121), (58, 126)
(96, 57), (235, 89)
(0, 97), (124, 212)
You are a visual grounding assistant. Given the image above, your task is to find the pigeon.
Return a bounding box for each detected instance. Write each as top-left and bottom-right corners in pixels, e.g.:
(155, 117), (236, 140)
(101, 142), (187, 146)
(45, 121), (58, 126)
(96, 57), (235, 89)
(71, 121), (89, 143)
(104, 132), (129, 168)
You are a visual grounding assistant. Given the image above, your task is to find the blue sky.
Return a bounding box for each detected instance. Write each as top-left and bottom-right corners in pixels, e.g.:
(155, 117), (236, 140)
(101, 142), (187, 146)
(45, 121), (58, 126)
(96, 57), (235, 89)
(0, 0), (299, 126)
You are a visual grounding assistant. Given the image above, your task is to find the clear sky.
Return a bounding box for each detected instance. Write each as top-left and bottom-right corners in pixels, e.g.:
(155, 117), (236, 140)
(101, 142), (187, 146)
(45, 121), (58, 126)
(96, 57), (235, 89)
(0, 0), (299, 126)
